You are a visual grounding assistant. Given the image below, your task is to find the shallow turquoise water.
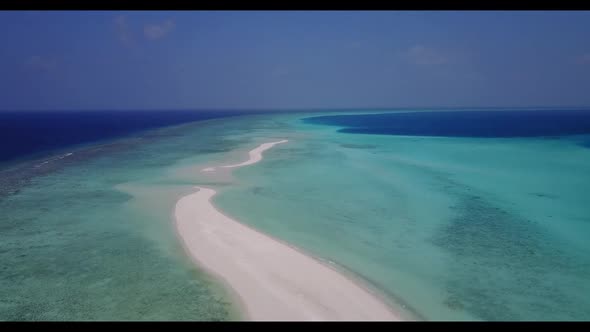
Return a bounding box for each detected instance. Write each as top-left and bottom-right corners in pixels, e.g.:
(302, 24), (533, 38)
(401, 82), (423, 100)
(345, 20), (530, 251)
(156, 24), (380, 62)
(0, 117), (253, 320)
(214, 112), (590, 321)
(1, 111), (589, 320)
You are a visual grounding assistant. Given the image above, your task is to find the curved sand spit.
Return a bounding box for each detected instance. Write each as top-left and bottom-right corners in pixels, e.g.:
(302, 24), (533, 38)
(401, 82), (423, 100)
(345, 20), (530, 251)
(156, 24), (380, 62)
(175, 140), (402, 321)
(201, 140), (288, 172)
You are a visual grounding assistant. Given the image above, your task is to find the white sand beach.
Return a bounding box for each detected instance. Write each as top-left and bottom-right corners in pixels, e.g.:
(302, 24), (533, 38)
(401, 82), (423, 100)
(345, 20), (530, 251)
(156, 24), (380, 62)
(175, 140), (402, 321)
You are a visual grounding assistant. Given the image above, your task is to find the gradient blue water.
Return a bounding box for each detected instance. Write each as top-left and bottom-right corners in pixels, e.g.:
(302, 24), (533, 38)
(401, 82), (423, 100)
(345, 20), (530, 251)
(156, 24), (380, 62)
(0, 117), (260, 320)
(0, 110), (252, 163)
(304, 109), (590, 139)
(214, 109), (590, 320)
(2, 109), (590, 321)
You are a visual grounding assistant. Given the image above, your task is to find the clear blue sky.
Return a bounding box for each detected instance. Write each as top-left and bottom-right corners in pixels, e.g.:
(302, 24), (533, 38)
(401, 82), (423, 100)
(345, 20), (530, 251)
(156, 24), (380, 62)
(1, 11), (589, 110)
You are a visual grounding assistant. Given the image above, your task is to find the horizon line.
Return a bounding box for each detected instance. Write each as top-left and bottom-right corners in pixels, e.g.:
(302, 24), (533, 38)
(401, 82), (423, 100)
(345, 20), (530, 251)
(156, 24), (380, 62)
(1, 105), (590, 113)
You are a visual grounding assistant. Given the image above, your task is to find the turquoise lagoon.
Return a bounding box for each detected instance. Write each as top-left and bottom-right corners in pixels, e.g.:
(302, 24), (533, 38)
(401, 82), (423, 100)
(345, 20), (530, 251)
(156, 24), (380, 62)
(1, 110), (589, 320)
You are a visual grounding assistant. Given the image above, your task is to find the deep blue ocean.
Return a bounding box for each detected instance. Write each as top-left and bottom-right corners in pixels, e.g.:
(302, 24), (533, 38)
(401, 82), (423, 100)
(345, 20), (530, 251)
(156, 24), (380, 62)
(5, 109), (589, 165)
(0, 110), (254, 163)
(304, 109), (590, 142)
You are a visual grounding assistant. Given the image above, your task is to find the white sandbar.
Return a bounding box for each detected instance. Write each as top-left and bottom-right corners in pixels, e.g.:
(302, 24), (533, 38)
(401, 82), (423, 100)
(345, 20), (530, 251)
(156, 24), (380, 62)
(175, 140), (402, 321)
(200, 140), (288, 172)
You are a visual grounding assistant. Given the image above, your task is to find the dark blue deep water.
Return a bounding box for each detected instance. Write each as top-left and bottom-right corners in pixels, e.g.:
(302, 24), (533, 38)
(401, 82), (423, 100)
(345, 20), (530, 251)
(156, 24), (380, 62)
(304, 109), (590, 139)
(0, 110), (252, 163)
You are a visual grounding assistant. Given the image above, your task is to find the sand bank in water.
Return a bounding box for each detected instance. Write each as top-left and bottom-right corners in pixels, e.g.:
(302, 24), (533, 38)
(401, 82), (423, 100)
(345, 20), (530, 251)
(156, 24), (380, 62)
(175, 140), (402, 320)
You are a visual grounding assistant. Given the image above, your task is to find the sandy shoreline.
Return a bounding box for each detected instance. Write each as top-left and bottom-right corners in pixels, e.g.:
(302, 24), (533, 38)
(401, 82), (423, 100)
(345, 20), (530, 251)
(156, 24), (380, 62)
(175, 140), (403, 321)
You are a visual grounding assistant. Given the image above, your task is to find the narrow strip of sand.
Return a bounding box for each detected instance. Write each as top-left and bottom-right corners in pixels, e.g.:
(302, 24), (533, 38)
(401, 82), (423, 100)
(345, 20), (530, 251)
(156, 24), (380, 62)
(175, 140), (402, 321)
(200, 140), (288, 172)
